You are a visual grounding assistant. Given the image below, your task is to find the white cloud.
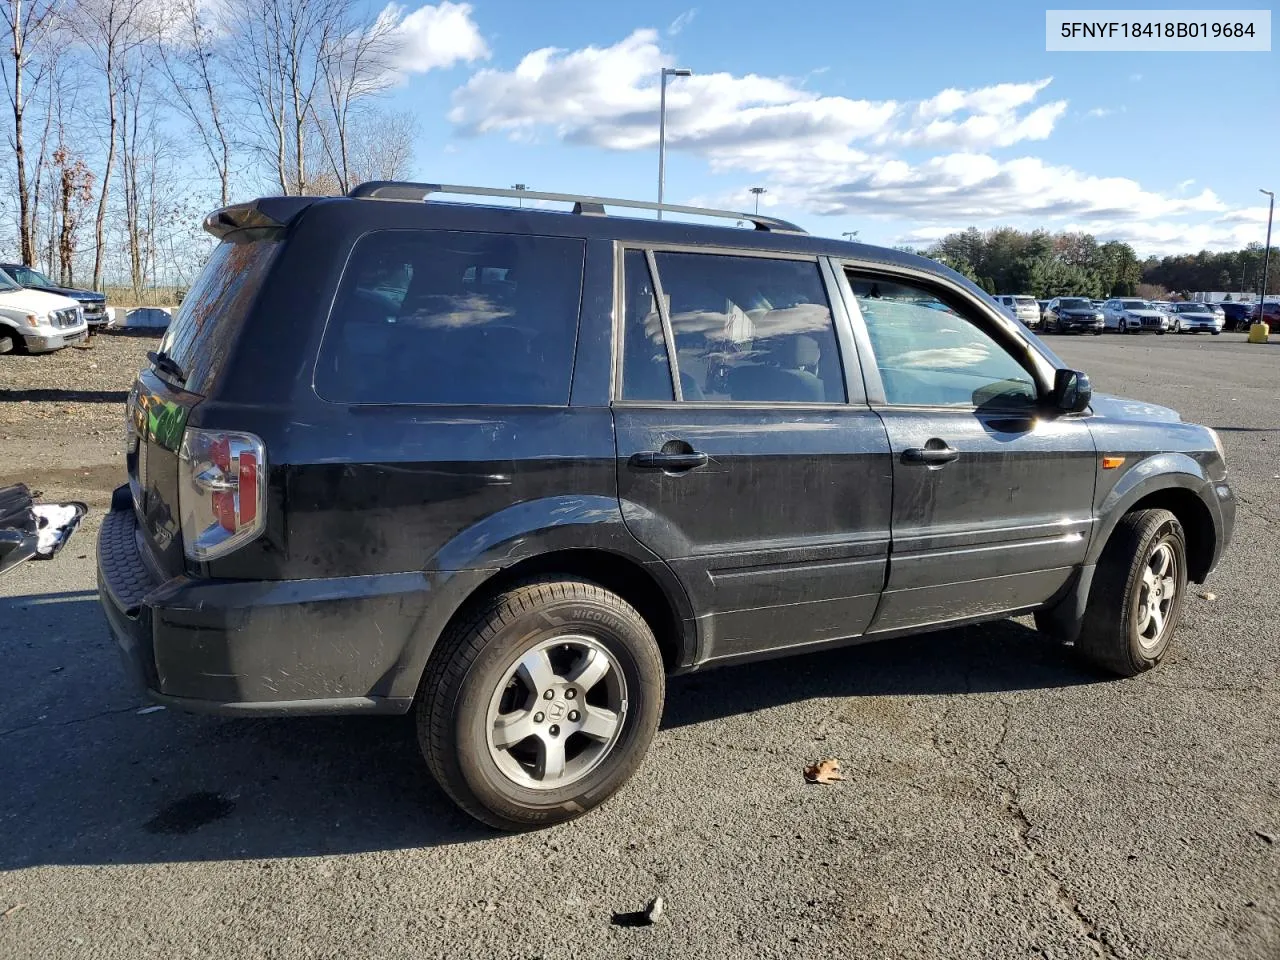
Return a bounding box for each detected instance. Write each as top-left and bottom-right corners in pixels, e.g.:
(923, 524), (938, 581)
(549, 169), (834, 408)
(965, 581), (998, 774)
(915, 78), (1052, 119)
(1129, 73), (1143, 82)
(450, 29), (1065, 156)
(447, 28), (1253, 253)
(387, 1), (488, 75)
(668, 8), (696, 35)
(1086, 107), (1116, 118)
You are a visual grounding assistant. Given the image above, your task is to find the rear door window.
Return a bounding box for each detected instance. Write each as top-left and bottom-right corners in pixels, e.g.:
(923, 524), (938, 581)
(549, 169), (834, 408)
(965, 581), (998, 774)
(315, 230), (585, 405)
(623, 251), (845, 404)
(157, 238), (280, 394)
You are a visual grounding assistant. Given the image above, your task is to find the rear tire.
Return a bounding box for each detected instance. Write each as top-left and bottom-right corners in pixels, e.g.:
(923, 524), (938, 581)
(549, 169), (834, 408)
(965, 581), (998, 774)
(1075, 509), (1188, 677)
(417, 577), (665, 831)
(0, 331), (18, 354)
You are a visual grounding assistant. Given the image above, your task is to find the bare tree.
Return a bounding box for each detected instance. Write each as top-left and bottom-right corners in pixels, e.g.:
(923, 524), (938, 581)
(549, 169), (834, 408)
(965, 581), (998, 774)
(72, 0), (153, 290)
(0, 0), (60, 265)
(343, 108), (416, 184)
(224, 0), (342, 195)
(316, 2), (397, 193)
(156, 0), (233, 205)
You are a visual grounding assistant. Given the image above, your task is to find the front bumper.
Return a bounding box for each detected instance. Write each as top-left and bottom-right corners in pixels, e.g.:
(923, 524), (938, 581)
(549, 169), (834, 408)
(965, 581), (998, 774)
(24, 327), (88, 351)
(96, 486), (489, 715)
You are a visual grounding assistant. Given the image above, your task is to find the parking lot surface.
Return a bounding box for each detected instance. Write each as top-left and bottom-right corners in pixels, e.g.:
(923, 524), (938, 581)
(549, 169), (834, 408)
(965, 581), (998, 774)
(1, 332), (1277, 960)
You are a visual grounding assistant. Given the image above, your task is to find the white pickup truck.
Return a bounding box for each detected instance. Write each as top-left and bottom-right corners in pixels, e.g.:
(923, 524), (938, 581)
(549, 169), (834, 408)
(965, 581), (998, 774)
(0, 268), (87, 354)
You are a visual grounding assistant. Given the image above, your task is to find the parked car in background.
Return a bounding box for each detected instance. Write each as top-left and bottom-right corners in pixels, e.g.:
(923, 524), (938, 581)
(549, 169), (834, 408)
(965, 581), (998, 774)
(1169, 302), (1224, 334)
(1043, 297), (1105, 334)
(1037, 299), (1050, 322)
(1103, 298), (1170, 334)
(1218, 302), (1253, 331)
(994, 294), (1040, 327)
(0, 262), (109, 330)
(0, 268), (87, 353)
(98, 181), (1234, 830)
(1250, 301), (1280, 325)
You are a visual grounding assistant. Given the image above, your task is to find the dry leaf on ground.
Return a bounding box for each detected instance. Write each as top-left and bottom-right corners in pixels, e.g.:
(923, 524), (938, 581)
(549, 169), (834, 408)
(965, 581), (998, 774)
(804, 758), (844, 784)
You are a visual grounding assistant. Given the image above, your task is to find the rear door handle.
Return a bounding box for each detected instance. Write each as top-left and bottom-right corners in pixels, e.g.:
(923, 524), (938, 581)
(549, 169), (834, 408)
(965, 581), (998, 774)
(628, 451), (709, 472)
(902, 444), (960, 465)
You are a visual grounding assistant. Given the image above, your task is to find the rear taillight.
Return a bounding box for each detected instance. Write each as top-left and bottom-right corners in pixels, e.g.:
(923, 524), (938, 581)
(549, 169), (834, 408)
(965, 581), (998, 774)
(177, 428), (267, 561)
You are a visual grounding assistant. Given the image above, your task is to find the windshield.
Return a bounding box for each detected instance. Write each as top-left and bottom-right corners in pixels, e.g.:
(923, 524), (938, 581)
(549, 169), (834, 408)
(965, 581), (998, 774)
(0, 269), (19, 291)
(1059, 299), (1092, 309)
(1176, 303), (1207, 313)
(1121, 300), (1149, 310)
(7, 265), (53, 287)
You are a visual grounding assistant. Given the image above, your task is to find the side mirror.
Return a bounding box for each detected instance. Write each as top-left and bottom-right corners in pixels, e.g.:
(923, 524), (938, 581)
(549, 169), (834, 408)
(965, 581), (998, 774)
(1050, 368), (1091, 414)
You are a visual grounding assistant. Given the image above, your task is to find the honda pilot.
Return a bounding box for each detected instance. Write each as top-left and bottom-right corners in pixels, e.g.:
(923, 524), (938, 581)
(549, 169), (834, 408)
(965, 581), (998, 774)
(99, 183), (1235, 830)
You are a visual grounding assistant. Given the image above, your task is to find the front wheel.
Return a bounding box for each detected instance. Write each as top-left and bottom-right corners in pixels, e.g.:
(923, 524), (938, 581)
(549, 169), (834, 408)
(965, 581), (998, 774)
(418, 577), (665, 830)
(1092, 329), (1104, 336)
(1076, 509), (1188, 677)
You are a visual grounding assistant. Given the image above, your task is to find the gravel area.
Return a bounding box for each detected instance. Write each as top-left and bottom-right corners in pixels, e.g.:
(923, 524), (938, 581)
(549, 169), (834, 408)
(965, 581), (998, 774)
(0, 331), (1277, 960)
(0, 332), (157, 507)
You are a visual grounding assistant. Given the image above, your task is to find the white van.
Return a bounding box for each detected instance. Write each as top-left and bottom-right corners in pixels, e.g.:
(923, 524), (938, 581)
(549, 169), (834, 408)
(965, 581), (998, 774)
(0, 268), (87, 353)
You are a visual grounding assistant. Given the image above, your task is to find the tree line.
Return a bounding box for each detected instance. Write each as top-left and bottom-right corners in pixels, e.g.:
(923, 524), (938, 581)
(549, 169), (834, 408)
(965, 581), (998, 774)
(917, 226), (1278, 300)
(1, 0), (418, 299)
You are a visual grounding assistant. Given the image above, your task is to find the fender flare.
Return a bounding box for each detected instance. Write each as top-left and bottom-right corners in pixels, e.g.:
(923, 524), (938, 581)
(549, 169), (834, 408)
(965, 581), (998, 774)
(1086, 453), (1218, 566)
(384, 495), (698, 700)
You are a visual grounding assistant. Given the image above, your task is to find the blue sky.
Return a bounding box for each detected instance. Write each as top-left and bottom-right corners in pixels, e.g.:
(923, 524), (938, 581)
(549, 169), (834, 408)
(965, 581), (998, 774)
(380, 0), (1277, 255)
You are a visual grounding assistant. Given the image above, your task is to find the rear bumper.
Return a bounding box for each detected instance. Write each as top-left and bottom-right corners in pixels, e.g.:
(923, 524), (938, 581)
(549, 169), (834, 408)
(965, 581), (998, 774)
(96, 486), (489, 716)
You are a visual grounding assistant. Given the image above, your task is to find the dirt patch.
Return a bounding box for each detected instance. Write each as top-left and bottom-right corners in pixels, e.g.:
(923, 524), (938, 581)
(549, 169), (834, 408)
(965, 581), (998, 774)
(0, 332), (154, 505)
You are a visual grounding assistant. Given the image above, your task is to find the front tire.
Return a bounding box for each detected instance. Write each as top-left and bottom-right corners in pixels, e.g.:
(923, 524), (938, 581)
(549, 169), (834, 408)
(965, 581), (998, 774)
(1076, 509), (1188, 677)
(418, 577), (665, 830)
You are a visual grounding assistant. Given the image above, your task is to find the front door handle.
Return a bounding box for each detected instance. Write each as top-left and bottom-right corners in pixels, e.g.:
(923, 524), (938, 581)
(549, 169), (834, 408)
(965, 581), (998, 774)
(628, 451), (709, 472)
(902, 443), (960, 466)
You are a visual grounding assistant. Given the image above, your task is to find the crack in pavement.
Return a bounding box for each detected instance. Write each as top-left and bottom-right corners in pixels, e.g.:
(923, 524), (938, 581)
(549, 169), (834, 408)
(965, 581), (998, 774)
(0, 704), (140, 739)
(992, 701), (1123, 960)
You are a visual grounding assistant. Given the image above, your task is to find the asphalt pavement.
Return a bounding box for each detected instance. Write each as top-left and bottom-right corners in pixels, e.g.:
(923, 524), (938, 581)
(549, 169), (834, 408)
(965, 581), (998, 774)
(1, 331), (1277, 959)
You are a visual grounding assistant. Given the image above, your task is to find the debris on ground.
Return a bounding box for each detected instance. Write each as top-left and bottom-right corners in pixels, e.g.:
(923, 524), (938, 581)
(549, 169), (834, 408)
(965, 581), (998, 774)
(1255, 830), (1275, 845)
(1199, 591), (1217, 601)
(1, 903), (25, 920)
(804, 758), (844, 784)
(611, 895), (666, 928)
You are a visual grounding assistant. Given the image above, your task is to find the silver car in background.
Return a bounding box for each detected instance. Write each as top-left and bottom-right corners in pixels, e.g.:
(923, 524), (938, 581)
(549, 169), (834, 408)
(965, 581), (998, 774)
(993, 294), (1041, 328)
(1103, 298), (1171, 334)
(1170, 302), (1225, 334)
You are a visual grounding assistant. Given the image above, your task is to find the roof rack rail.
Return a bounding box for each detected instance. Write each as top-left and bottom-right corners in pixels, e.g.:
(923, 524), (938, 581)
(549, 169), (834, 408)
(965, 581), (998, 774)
(346, 181), (807, 234)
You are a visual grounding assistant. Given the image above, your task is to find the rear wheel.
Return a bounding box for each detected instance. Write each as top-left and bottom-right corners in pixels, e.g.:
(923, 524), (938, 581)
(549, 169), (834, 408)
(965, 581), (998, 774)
(0, 330), (20, 354)
(417, 577), (665, 830)
(1075, 509), (1188, 677)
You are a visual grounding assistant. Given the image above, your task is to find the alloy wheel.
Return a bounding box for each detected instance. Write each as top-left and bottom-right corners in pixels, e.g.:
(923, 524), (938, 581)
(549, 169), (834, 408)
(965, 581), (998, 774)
(485, 635), (628, 790)
(1136, 540), (1180, 653)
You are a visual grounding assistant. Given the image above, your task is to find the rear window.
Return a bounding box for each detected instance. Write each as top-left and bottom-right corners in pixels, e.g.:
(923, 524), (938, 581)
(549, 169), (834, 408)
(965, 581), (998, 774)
(1013, 297), (1037, 306)
(156, 239), (280, 393)
(315, 230), (584, 405)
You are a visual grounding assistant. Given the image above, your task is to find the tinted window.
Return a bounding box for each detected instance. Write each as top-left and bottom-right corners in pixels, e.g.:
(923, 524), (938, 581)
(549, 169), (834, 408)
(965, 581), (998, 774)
(158, 238), (280, 393)
(850, 275), (1038, 408)
(620, 251), (673, 401)
(650, 252), (845, 404)
(316, 230), (584, 405)
(1121, 300), (1148, 310)
(1059, 298), (1092, 309)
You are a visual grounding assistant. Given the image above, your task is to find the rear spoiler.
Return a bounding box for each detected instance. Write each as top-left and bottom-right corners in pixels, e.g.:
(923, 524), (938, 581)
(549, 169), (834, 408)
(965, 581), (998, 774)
(202, 197), (321, 240)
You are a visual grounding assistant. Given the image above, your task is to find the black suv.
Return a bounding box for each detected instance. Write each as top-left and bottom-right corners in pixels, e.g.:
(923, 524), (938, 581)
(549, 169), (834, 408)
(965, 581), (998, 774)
(0, 263), (109, 328)
(1043, 297), (1105, 334)
(99, 183), (1235, 830)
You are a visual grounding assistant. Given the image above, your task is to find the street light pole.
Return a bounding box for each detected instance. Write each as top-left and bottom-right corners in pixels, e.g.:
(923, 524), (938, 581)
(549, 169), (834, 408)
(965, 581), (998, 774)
(511, 183), (527, 208)
(1259, 188), (1274, 318)
(750, 186), (766, 214)
(842, 231), (859, 242)
(657, 67), (692, 220)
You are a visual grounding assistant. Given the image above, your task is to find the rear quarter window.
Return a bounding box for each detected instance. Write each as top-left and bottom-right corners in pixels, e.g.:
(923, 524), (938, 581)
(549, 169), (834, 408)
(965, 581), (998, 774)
(315, 230), (585, 405)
